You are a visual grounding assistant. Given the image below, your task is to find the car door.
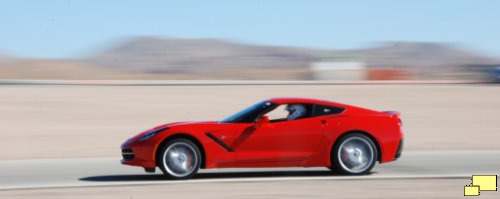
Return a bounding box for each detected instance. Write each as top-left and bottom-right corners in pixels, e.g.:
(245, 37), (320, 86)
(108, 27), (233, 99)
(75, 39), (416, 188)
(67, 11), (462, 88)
(232, 115), (325, 167)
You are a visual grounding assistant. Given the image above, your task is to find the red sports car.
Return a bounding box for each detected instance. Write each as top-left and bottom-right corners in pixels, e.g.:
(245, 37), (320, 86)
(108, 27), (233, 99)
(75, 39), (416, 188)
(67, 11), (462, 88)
(121, 98), (403, 179)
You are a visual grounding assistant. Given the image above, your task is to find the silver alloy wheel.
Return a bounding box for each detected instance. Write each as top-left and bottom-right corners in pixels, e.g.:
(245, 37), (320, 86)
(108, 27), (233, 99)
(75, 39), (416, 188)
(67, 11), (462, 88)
(162, 142), (198, 178)
(337, 136), (375, 174)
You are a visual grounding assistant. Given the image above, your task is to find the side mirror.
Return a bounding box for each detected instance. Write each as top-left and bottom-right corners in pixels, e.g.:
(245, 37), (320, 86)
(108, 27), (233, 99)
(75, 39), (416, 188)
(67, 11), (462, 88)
(255, 116), (269, 128)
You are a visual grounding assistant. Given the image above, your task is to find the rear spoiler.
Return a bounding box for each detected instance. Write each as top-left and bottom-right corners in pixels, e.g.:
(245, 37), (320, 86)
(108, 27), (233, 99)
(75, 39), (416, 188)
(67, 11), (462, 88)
(383, 111), (400, 117)
(384, 111), (402, 126)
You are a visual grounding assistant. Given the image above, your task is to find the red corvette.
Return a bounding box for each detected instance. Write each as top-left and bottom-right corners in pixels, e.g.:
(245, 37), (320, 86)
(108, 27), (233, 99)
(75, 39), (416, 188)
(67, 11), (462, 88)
(121, 98), (403, 179)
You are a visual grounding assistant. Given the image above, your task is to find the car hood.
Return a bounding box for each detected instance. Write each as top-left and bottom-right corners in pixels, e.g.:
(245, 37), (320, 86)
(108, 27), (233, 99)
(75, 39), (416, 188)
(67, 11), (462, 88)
(124, 121), (218, 145)
(156, 121), (217, 128)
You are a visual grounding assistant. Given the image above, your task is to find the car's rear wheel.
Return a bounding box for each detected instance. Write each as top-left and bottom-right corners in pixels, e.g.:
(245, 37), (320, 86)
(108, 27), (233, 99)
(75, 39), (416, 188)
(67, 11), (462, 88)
(159, 138), (201, 179)
(331, 133), (377, 175)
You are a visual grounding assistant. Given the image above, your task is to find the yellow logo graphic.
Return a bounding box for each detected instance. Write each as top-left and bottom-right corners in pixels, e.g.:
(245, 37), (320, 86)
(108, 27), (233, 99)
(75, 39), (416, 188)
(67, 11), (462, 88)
(464, 175), (497, 196)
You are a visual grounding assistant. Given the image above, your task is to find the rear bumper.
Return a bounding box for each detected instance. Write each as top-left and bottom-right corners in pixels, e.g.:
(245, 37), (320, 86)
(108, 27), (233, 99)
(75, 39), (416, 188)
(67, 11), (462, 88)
(394, 138), (403, 160)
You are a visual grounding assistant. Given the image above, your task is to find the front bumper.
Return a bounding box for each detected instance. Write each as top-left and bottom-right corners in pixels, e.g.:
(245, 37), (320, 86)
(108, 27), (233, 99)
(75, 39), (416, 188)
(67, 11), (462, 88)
(121, 148), (134, 160)
(120, 158), (156, 168)
(120, 140), (157, 168)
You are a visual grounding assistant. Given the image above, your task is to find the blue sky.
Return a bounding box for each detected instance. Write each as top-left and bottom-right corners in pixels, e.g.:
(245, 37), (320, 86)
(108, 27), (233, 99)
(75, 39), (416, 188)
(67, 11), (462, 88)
(1, 0), (499, 58)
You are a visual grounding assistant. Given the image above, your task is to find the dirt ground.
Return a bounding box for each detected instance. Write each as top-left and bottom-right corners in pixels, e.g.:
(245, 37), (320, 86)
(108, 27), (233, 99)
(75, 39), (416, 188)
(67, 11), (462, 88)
(1, 178), (496, 199)
(1, 83), (499, 160)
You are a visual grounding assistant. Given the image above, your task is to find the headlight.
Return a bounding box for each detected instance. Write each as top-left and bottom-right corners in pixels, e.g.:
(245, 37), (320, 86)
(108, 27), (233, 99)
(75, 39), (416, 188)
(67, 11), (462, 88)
(137, 127), (169, 141)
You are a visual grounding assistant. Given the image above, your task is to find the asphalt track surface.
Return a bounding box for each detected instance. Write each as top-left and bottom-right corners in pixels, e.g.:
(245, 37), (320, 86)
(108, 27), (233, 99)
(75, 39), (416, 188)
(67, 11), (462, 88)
(1, 150), (499, 190)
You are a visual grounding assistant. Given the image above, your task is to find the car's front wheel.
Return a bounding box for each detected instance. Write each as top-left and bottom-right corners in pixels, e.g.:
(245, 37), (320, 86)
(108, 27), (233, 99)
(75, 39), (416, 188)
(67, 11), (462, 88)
(331, 133), (377, 175)
(159, 138), (201, 179)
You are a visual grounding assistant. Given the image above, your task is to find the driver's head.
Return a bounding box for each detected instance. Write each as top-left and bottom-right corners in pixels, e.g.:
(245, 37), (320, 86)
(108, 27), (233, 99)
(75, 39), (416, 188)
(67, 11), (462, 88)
(286, 104), (306, 120)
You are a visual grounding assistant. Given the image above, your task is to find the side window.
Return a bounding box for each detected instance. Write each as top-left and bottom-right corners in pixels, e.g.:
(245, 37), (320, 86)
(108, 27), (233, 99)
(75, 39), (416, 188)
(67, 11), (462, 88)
(264, 103), (313, 122)
(265, 104), (289, 122)
(313, 104), (345, 116)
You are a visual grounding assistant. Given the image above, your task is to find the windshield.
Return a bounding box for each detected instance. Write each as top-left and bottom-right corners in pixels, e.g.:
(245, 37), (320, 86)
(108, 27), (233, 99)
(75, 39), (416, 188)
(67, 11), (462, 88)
(219, 101), (275, 123)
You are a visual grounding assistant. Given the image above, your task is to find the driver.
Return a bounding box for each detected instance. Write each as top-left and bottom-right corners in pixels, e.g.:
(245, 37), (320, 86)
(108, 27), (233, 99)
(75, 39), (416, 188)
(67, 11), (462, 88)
(286, 104), (306, 120)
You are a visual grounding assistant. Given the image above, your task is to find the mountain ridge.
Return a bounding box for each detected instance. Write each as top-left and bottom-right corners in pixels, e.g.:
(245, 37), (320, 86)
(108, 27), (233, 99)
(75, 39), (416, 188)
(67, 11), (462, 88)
(87, 37), (499, 74)
(0, 37), (498, 80)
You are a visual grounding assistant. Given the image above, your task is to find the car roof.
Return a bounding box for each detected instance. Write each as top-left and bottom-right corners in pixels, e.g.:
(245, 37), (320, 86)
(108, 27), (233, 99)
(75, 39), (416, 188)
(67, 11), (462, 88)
(267, 97), (380, 114)
(267, 97), (343, 106)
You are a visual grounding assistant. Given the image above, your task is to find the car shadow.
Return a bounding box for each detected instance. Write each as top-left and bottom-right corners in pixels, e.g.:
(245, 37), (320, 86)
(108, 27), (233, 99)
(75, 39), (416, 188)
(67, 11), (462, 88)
(79, 170), (376, 182)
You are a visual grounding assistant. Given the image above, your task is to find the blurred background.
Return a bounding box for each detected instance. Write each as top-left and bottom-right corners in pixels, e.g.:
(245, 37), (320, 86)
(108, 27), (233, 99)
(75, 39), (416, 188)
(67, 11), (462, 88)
(1, 1), (500, 198)
(0, 0), (499, 81)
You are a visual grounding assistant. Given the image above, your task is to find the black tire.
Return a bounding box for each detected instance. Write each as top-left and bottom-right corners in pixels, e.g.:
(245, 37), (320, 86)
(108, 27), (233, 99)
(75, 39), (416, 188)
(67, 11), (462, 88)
(330, 133), (377, 175)
(158, 138), (201, 179)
